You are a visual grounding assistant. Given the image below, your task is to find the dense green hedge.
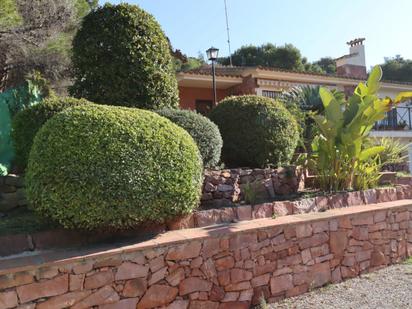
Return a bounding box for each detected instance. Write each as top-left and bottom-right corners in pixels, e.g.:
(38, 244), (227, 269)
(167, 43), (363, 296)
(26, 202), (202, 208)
(26, 105), (203, 230)
(157, 109), (222, 168)
(209, 95), (299, 168)
(11, 97), (89, 170)
(69, 3), (179, 110)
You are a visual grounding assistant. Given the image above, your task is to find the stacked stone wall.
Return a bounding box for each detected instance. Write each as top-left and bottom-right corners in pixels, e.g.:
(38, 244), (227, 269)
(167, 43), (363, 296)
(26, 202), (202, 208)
(1, 200), (411, 308)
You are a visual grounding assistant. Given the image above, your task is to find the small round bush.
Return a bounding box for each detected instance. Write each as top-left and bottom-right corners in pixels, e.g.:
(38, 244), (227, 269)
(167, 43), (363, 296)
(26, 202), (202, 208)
(69, 3), (179, 109)
(157, 109), (223, 168)
(11, 97), (90, 170)
(26, 105), (203, 230)
(209, 95), (299, 168)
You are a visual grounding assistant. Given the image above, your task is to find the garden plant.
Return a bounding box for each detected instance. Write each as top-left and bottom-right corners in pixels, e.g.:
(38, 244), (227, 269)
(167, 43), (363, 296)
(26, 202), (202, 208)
(157, 108), (223, 168)
(12, 96), (90, 170)
(310, 66), (412, 191)
(210, 95), (299, 168)
(70, 3), (179, 110)
(26, 104), (203, 230)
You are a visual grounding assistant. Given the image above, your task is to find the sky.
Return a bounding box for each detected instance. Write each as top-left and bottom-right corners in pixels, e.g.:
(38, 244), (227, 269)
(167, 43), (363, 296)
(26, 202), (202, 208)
(107, 0), (412, 68)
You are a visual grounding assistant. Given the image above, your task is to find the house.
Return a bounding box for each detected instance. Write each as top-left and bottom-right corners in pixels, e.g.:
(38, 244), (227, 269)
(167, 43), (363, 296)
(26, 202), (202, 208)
(177, 39), (412, 171)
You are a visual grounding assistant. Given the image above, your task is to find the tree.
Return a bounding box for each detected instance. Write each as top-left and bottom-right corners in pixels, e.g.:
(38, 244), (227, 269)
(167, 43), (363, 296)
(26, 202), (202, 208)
(313, 57), (336, 74)
(70, 3), (179, 109)
(381, 55), (412, 83)
(219, 43), (304, 71)
(218, 43), (336, 74)
(0, 0), (96, 92)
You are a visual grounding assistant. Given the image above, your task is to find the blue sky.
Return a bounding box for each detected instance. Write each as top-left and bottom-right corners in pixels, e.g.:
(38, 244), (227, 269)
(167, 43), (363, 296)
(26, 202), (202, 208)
(107, 0), (412, 67)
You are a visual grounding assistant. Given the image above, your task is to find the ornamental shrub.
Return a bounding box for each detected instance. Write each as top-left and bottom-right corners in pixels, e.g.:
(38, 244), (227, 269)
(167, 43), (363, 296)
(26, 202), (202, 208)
(209, 95), (299, 168)
(26, 105), (203, 230)
(11, 97), (90, 170)
(157, 109), (222, 168)
(69, 3), (179, 109)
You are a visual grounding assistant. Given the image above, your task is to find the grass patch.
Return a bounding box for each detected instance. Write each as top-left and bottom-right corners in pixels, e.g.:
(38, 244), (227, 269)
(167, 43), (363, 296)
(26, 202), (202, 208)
(404, 257), (412, 265)
(0, 207), (58, 236)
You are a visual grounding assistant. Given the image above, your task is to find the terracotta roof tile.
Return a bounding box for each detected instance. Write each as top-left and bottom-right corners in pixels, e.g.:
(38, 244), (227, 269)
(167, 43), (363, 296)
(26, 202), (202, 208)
(181, 65), (412, 86)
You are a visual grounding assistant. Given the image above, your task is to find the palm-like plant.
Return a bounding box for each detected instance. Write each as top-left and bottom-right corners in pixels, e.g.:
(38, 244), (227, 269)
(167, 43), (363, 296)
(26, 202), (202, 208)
(311, 66), (412, 191)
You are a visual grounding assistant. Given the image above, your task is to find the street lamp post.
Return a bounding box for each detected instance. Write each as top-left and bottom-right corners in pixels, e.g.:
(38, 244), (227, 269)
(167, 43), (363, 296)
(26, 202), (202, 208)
(206, 47), (219, 106)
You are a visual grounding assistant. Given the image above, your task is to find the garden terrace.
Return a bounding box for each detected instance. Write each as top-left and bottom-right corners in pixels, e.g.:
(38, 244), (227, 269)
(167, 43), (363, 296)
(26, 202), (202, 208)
(0, 200), (411, 308)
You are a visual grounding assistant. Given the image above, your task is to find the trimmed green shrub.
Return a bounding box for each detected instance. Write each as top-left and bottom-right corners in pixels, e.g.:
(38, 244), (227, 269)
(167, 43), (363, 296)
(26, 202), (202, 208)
(11, 97), (90, 170)
(157, 109), (222, 168)
(69, 3), (179, 109)
(26, 105), (203, 230)
(209, 95), (299, 168)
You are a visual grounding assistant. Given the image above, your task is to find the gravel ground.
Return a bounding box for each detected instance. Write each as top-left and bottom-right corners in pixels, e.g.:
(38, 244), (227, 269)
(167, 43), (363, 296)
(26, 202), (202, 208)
(269, 262), (412, 309)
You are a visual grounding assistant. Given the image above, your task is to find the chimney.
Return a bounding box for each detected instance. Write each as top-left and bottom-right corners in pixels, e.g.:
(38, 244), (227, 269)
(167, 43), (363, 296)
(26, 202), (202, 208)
(336, 38), (367, 79)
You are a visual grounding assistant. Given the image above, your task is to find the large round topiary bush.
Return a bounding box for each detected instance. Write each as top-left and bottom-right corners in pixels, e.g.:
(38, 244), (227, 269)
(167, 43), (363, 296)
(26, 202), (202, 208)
(11, 97), (90, 170)
(157, 109), (222, 168)
(26, 105), (203, 230)
(209, 95), (299, 168)
(69, 3), (179, 109)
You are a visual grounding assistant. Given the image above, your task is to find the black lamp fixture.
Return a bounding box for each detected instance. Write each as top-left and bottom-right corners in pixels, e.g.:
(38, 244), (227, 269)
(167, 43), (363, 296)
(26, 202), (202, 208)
(206, 47), (219, 106)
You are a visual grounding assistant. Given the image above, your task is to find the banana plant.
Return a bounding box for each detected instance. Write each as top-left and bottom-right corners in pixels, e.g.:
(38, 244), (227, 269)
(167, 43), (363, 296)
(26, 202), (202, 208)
(311, 66), (412, 191)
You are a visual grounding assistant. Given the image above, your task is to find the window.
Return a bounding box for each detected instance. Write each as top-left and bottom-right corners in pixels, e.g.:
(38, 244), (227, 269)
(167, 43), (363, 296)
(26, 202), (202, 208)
(262, 90), (281, 99)
(195, 100), (213, 115)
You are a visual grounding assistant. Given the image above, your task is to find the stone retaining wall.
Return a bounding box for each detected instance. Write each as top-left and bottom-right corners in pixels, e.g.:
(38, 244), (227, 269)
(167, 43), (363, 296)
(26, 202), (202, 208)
(201, 167), (304, 208)
(0, 175), (26, 211)
(1, 200), (411, 309)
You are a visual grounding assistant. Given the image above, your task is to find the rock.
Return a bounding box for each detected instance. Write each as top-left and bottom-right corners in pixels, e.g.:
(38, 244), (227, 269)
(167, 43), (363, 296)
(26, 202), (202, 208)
(137, 285), (178, 309)
(69, 274), (85, 291)
(0, 291), (18, 309)
(194, 210), (221, 227)
(123, 278), (147, 297)
(84, 271), (114, 290)
(362, 189), (377, 204)
(272, 201), (293, 216)
(215, 256), (235, 271)
(166, 241), (202, 261)
(270, 274), (293, 295)
(71, 286), (119, 309)
(220, 207), (236, 223)
(253, 203), (273, 219)
(99, 298), (139, 309)
(167, 214), (195, 230)
(73, 262), (94, 275)
(251, 273), (270, 288)
(235, 205), (252, 221)
(370, 250), (387, 267)
(293, 198), (317, 214)
(115, 262), (149, 281)
(218, 184), (233, 192)
(36, 291), (91, 309)
(167, 300), (189, 309)
(296, 224), (313, 238)
(346, 191), (364, 206)
(329, 231), (348, 257)
(148, 266), (167, 285)
(16, 274), (68, 303)
(149, 256), (165, 272)
(166, 268), (185, 286)
(189, 301), (219, 309)
(201, 258), (217, 278)
(0, 272), (34, 290)
(229, 233), (257, 250)
(218, 301), (250, 309)
(209, 285), (225, 301)
(230, 269), (252, 283)
(179, 277), (212, 295)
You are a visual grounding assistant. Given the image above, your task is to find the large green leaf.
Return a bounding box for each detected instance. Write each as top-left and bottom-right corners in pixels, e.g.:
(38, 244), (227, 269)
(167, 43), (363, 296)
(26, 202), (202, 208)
(366, 66), (382, 94)
(359, 146), (385, 161)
